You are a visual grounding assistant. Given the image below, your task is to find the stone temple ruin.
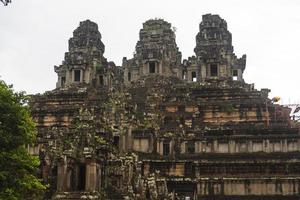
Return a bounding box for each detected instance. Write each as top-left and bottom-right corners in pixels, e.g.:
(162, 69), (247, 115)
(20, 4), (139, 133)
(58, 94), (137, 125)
(29, 14), (300, 200)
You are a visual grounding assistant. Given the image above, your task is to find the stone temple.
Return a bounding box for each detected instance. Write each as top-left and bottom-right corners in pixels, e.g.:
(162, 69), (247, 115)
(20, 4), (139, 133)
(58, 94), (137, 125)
(29, 14), (300, 200)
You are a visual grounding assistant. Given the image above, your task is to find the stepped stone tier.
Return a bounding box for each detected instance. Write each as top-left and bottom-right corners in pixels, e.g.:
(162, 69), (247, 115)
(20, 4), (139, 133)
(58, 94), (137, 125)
(29, 14), (300, 200)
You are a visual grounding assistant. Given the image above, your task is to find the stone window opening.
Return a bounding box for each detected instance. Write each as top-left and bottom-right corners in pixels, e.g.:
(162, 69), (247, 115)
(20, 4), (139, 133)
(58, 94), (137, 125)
(69, 168), (76, 191)
(49, 166), (58, 188)
(186, 141), (195, 154)
(178, 105), (185, 112)
(68, 163), (86, 191)
(163, 142), (170, 156)
(210, 64), (218, 77)
(99, 75), (104, 85)
(232, 69), (238, 81)
(149, 62), (156, 73)
(128, 72), (131, 81)
(108, 75), (113, 88)
(113, 136), (119, 147)
(164, 116), (172, 125)
(61, 76), (66, 86)
(74, 70), (81, 82)
(182, 70), (186, 80)
(192, 71), (197, 82)
(77, 164), (86, 191)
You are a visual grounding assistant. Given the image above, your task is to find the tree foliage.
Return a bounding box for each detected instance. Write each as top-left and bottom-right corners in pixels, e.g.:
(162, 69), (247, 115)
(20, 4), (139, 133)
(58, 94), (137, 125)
(0, 0), (11, 6)
(0, 80), (45, 200)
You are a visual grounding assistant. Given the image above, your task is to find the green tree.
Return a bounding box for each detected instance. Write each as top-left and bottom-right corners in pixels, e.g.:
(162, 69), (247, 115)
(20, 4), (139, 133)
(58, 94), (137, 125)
(1, 0), (11, 6)
(0, 80), (45, 200)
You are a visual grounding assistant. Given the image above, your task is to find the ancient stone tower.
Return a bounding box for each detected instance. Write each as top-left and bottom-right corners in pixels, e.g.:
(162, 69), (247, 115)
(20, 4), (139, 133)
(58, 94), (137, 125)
(29, 14), (300, 200)
(54, 20), (119, 89)
(123, 19), (182, 84)
(193, 14), (246, 82)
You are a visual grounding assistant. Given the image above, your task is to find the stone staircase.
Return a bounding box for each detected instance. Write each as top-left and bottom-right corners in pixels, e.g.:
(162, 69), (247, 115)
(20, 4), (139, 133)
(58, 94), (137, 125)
(53, 192), (101, 200)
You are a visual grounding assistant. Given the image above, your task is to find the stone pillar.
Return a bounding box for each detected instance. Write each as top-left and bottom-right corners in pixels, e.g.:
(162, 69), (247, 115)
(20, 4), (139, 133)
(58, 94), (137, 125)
(127, 126), (133, 151)
(143, 163), (150, 176)
(149, 134), (154, 153)
(181, 141), (186, 154)
(159, 61), (162, 74)
(189, 71), (192, 82)
(201, 65), (206, 79)
(170, 139), (174, 156)
(229, 140), (235, 153)
(283, 139), (288, 152)
(197, 142), (201, 153)
(71, 70), (74, 83)
(57, 162), (67, 192)
(143, 63), (147, 75)
(86, 162), (97, 191)
(195, 142), (199, 153)
(157, 141), (163, 155)
(213, 140), (218, 153)
(80, 69), (84, 83)
(248, 140), (253, 153)
(156, 141), (160, 155)
(196, 182), (201, 197)
(264, 139), (270, 153)
(84, 68), (90, 84)
(66, 70), (71, 85)
(121, 134), (126, 153)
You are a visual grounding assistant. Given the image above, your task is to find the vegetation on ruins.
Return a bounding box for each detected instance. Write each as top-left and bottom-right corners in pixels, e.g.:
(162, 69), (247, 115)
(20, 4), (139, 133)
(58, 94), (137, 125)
(220, 103), (235, 114)
(0, 80), (46, 200)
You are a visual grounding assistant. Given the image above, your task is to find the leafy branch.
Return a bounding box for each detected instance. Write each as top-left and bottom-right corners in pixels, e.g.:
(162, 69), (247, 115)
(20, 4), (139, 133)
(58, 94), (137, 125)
(1, 0), (11, 6)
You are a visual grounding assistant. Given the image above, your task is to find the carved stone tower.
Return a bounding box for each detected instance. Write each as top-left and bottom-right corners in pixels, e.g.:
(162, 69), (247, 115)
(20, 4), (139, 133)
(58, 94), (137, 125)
(54, 20), (118, 89)
(184, 14), (246, 82)
(122, 19), (182, 85)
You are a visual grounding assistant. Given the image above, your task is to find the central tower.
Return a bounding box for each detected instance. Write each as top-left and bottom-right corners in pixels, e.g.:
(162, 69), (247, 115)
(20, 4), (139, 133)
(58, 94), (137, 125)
(122, 19), (182, 84)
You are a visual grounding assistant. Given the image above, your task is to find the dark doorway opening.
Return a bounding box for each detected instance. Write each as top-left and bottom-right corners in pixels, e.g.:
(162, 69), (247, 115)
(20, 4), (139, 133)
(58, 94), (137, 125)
(210, 65), (218, 77)
(74, 70), (81, 82)
(164, 116), (172, 125)
(233, 69), (238, 76)
(113, 136), (119, 147)
(61, 77), (66, 86)
(128, 72), (131, 81)
(192, 71), (197, 82)
(167, 182), (196, 200)
(149, 62), (156, 73)
(186, 141), (195, 154)
(232, 69), (238, 80)
(163, 142), (170, 156)
(99, 75), (104, 85)
(78, 164), (86, 191)
(182, 70), (186, 80)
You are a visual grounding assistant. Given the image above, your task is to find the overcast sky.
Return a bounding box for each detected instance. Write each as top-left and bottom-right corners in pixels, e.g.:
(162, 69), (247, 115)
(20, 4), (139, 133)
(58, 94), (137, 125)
(0, 0), (299, 104)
